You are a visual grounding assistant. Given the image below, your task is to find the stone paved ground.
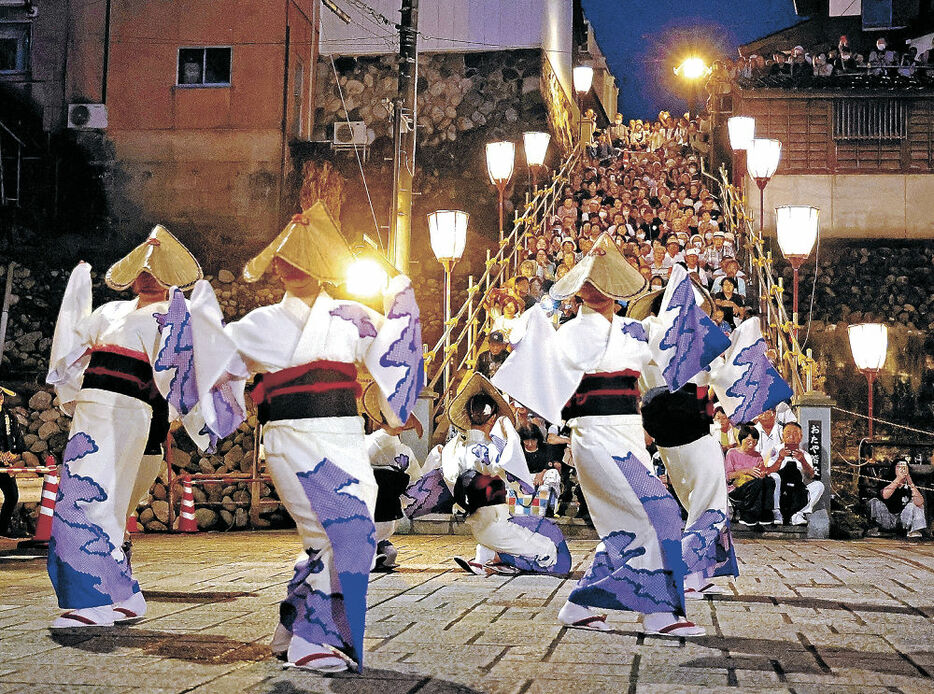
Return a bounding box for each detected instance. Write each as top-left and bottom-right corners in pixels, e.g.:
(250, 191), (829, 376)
(2, 532), (934, 694)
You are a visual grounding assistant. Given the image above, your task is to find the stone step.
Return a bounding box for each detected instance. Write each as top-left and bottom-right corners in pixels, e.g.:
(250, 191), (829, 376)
(399, 514), (810, 541)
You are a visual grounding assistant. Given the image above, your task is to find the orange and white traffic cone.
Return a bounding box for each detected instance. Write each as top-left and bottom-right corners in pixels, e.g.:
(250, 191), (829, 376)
(18, 465), (59, 551)
(126, 513), (140, 534)
(176, 475), (197, 533)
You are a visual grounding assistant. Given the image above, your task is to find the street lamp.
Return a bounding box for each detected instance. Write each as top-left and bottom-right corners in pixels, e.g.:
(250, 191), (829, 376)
(673, 57), (710, 119)
(746, 138), (782, 238)
(428, 209), (469, 404)
(775, 205), (819, 350)
(523, 131), (550, 191)
(573, 65), (594, 144)
(486, 141), (515, 244)
(727, 116), (755, 190)
(848, 323), (888, 439)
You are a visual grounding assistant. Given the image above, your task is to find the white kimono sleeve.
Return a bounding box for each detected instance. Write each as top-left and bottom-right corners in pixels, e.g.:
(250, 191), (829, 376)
(47, 263), (94, 410)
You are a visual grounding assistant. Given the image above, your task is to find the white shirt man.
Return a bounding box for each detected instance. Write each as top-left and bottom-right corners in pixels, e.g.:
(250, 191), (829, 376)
(764, 422), (825, 525)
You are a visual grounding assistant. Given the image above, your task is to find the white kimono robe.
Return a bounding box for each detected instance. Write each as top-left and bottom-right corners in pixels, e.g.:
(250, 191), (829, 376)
(205, 276), (423, 670)
(46, 264), (240, 610)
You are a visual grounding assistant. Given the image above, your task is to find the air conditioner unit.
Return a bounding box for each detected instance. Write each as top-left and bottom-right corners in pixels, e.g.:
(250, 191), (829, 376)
(332, 121), (367, 146)
(67, 103), (108, 130)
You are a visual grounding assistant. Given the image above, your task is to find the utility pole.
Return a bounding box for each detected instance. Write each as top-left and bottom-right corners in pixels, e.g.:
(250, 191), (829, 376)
(389, 0), (418, 273)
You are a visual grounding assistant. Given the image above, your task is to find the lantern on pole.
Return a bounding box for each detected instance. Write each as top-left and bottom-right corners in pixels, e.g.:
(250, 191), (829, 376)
(523, 131), (550, 191)
(573, 65), (594, 144)
(746, 138), (782, 236)
(775, 205), (819, 350)
(428, 210), (469, 404)
(486, 141), (515, 244)
(727, 116), (755, 190)
(848, 323), (888, 439)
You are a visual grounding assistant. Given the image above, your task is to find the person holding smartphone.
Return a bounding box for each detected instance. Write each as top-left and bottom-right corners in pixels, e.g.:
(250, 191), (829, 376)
(867, 458), (926, 538)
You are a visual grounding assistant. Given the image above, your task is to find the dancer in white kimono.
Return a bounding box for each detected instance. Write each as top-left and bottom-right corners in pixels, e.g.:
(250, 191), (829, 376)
(192, 203), (424, 674)
(46, 227), (242, 629)
(431, 373), (571, 577)
(493, 233), (726, 636)
(361, 382), (424, 570)
(627, 269), (738, 600)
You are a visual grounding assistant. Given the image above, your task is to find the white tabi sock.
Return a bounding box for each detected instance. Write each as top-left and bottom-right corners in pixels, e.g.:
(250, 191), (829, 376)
(474, 544), (496, 565)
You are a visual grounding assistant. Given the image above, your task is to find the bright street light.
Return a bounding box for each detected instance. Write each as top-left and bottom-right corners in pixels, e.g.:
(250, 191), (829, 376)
(345, 258), (389, 297)
(848, 323), (888, 439)
(727, 116), (756, 151)
(776, 205), (819, 349)
(523, 131), (550, 189)
(486, 141), (515, 243)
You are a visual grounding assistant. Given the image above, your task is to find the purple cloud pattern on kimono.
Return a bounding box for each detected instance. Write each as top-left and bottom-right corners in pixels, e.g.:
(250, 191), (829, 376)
(682, 508), (737, 577)
(278, 549), (350, 653)
(659, 275), (730, 392)
(153, 289), (198, 415)
(295, 459), (376, 671)
(393, 453), (410, 471)
(48, 432), (136, 608)
(329, 304), (378, 339)
(621, 320), (648, 343)
(568, 453), (685, 614)
(378, 284), (424, 423)
(402, 468), (454, 518)
(724, 337), (794, 424)
(498, 515), (572, 575)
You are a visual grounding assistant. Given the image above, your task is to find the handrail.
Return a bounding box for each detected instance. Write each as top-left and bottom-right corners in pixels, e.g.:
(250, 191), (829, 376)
(705, 165), (811, 397)
(424, 145), (582, 424)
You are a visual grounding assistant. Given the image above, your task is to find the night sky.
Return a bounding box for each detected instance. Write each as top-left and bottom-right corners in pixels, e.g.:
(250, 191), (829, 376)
(582, 0), (803, 119)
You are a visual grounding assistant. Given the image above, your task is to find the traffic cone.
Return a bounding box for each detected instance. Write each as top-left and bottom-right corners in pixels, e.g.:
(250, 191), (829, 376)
(176, 475), (198, 532)
(17, 465), (59, 551)
(126, 513), (140, 533)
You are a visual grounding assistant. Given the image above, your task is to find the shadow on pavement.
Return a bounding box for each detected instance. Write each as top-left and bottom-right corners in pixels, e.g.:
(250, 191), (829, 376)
(50, 627), (269, 664)
(263, 669), (483, 693)
(711, 593), (933, 617)
(142, 590), (258, 603)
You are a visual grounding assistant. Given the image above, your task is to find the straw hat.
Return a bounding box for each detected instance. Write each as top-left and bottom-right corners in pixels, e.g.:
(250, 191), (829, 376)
(447, 372), (514, 432)
(549, 231), (648, 301)
(361, 382), (423, 438)
(243, 201), (355, 284)
(626, 271), (715, 321)
(105, 225), (202, 291)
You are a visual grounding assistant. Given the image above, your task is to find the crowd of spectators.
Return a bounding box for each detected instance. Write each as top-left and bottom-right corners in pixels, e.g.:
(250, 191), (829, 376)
(481, 109), (752, 354)
(713, 34), (934, 92)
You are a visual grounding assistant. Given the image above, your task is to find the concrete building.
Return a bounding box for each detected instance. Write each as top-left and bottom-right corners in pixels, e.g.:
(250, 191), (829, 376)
(2, 0), (319, 260)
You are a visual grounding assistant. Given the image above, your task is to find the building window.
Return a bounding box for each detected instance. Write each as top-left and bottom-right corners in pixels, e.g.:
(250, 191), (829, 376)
(177, 47), (231, 86)
(833, 99), (907, 140)
(0, 23), (30, 73)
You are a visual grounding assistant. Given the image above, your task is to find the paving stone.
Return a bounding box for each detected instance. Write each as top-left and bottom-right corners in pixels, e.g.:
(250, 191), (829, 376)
(3, 533), (934, 692)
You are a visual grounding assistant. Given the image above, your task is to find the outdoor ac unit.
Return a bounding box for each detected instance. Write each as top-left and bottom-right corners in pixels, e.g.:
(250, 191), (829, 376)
(332, 121), (367, 146)
(67, 103), (108, 130)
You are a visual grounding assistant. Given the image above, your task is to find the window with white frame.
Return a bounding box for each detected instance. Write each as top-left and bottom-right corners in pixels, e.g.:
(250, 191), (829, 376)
(0, 23), (29, 72)
(177, 47), (231, 86)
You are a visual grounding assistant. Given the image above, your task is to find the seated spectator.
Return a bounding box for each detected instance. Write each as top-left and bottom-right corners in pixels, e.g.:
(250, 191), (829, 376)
(753, 407), (783, 461)
(711, 256), (746, 296)
(712, 307), (731, 335)
(684, 248), (709, 287)
(764, 422), (824, 525)
(866, 458), (926, 538)
(514, 276), (536, 311)
(713, 277), (745, 329)
(517, 426), (562, 516)
(476, 331), (509, 379)
(724, 424), (776, 526)
(712, 406), (737, 452)
(813, 53), (833, 77)
(868, 37), (898, 74)
(769, 51), (791, 76)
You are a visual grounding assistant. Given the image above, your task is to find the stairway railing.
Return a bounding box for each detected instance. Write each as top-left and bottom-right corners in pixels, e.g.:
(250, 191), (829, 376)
(706, 166), (812, 396)
(424, 146), (582, 426)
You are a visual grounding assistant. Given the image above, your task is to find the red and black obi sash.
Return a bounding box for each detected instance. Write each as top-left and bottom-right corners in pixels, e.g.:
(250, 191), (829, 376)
(561, 370), (641, 421)
(252, 360), (361, 423)
(83, 346), (169, 453)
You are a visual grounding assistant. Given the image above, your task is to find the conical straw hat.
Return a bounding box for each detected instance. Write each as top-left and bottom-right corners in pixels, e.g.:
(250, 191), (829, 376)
(243, 201), (355, 284)
(447, 372), (515, 432)
(549, 231), (647, 301)
(105, 225), (203, 291)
